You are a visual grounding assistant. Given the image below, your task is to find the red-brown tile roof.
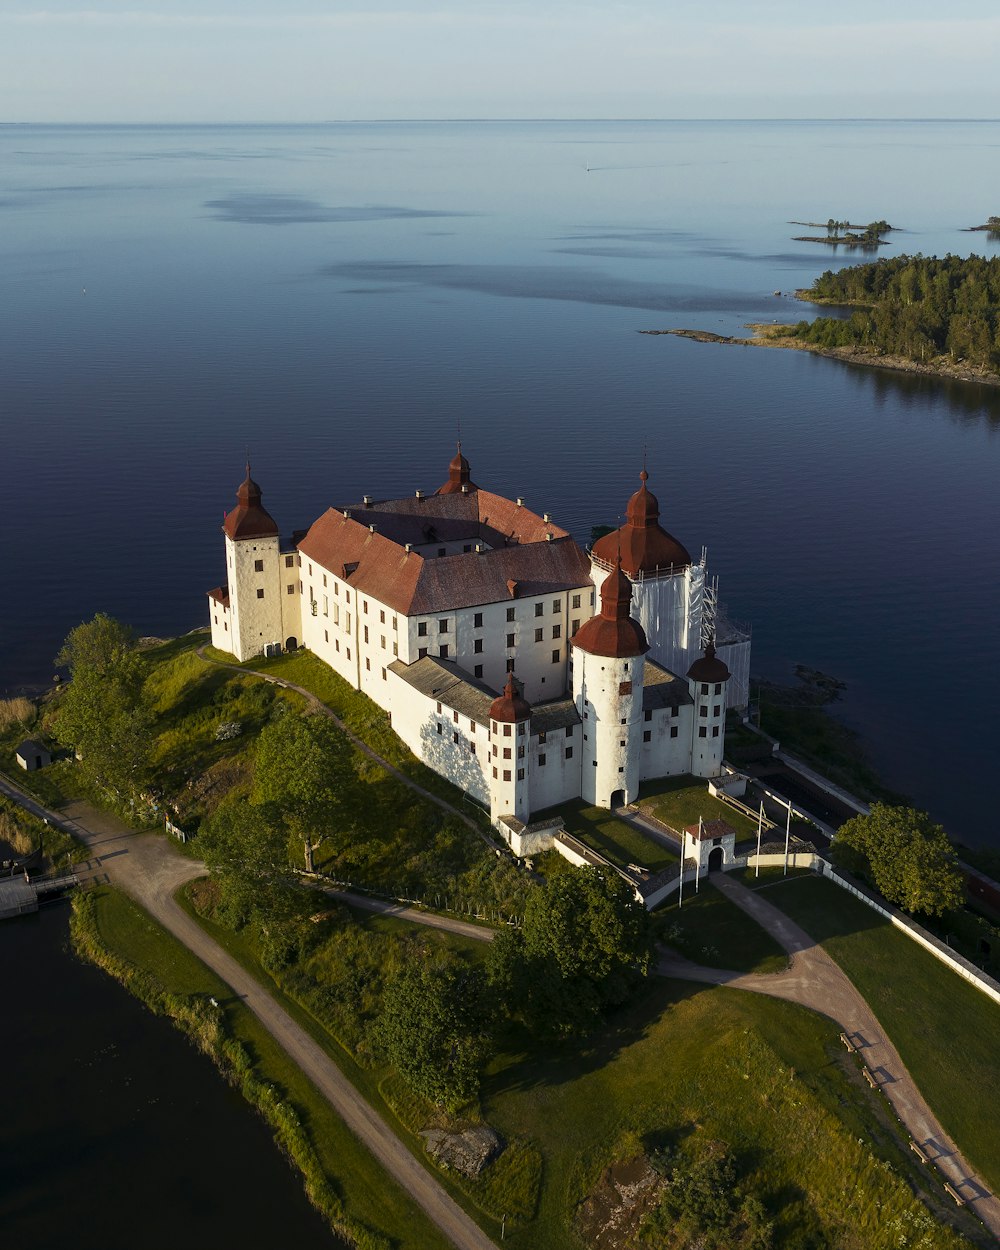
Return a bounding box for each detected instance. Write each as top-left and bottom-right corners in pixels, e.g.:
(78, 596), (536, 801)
(572, 559), (649, 659)
(223, 467), (279, 541)
(592, 469), (691, 576)
(208, 585), (230, 608)
(298, 507), (591, 615)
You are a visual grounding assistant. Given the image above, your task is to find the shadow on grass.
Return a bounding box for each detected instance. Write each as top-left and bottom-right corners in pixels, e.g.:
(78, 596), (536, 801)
(483, 977), (706, 1100)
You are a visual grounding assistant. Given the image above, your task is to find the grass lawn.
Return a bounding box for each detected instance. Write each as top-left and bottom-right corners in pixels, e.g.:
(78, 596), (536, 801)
(652, 880), (788, 974)
(763, 874), (1000, 1197)
(550, 800), (677, 873)
(637, 774), (759, 839)
(88, 884), (452, 1250)
(484, 978), (975, 1250)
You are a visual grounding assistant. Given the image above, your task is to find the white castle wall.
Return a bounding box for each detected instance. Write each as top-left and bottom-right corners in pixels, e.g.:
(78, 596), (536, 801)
(689, 673), (727, 778)
(638, 704), (695, 781)
(574, 650), (645, 807)
(528, 724), (582, 811)
(488, 716), (531, 824)
(226, 534), (287, 660)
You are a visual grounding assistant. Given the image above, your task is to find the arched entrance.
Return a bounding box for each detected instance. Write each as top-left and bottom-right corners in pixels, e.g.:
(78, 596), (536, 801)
(708, 846), (725, 873)
(285, 636), (298, 652)
(610, 788), (626, 809)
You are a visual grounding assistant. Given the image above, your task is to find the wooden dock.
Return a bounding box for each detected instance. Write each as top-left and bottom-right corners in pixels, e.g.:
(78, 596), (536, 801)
(0, 872), (80, 920)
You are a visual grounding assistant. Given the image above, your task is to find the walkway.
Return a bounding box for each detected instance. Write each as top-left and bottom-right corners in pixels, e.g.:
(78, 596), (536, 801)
(0, 776), (497, 1250)
(316, 886), (495, 943)
(197, 647), (499, 849)
(659, 871), (1000, 1239)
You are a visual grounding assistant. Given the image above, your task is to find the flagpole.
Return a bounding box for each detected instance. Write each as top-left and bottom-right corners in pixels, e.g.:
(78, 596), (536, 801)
(695, 815), (703, 894)
(755, 801), (763, 879)
(783, 799), (792, 876)
(678, 829), (686, 909)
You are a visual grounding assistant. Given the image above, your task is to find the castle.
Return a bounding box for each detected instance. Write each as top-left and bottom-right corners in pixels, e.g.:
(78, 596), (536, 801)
(208, 449), (751, 836)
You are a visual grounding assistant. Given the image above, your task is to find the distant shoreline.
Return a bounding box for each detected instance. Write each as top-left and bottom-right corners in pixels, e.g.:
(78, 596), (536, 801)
(639, 323), (1000, 389)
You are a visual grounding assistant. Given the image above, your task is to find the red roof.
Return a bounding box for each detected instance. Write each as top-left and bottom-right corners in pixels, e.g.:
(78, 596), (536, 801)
(591, 469), (691, 576)
(297, 506), (591, 616)
(687, 643), (730, 684)
(489, 673), (531, 723)
(684, 819), (737, 841)
(437, 443), (478, 495)
(208, 585), (230, 608)
(572, 559), (649, 659)
(223, 465), (279, 541)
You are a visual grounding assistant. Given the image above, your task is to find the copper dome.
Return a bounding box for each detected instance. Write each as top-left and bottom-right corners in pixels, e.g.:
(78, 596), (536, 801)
(572, 558), (649, 659)
(591, 468), (691, 576)
(437, 442), (478, 495)
(490, 673), (531, 723)
(223, 464), (279, 541)
(687, 643), (730, 684)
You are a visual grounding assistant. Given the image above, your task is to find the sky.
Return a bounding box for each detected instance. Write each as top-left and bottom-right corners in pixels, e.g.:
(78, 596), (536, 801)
(1, 0), (998, 123)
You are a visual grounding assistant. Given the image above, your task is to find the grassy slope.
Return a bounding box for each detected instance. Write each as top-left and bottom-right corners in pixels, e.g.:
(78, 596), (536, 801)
(764, 874), (1000, 1197)
(87, 883), (451, 1250)
(653, 881), (789, 975)
(547, 799), (677, 873)
(486, 979), (974, 1250)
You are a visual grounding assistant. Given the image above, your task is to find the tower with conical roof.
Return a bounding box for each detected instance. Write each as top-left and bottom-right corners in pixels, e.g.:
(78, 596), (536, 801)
(487, 672), (531, 824)
(572, 559), (649, 807)
(210, 464), (299, 661)
(687, 642), (730, 778)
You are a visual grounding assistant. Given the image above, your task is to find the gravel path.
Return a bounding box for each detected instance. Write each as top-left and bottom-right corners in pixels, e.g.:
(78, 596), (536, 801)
(660, 872), (1000, 1239)
(1, 776), (497, 1250)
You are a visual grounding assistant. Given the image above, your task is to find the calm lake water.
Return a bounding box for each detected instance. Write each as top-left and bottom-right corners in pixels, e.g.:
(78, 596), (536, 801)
(0, 905), (340, 1249)
(2, 119), (1000, 845)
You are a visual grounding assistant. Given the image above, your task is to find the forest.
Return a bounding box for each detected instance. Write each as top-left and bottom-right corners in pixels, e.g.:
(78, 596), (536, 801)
(790, 253), (1000, 374)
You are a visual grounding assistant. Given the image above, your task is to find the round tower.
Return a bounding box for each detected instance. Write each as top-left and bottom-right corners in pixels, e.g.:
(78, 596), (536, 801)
(687, 642), (730, 778)
(487, 673), (531, 826)
(571, 558), (649, 809)
(219, 464), (286, 662)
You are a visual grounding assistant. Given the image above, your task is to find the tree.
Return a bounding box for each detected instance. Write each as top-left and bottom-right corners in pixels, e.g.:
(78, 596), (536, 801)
(53, 613), (153, 808)
(252, 712), (355, 867)
(832, 803), (964, 917)
(199, 795), (298, 927)
(374, 957), (490, 1111)
(488, 866), (651, 1037)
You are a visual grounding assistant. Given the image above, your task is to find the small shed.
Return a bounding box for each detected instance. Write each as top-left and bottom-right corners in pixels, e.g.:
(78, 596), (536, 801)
(15, 739), (51, 772)
(683, 818), (738, 873)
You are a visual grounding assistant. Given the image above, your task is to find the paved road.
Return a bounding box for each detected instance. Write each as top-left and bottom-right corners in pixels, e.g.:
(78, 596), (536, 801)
(1, 777), (497, 1250)
(659, 872), (1000, 1240)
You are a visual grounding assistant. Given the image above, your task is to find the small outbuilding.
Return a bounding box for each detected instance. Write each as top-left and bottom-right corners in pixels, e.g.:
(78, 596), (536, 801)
(15, 739), (51, 772)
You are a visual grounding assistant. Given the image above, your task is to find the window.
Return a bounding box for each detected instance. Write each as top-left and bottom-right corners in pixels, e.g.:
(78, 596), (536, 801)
(346, 647), (351, 659)
(670, 725), (678, 738)
(437, 547), (446, 557)
(380, 610), (385, 623)
(552, 599), (561, 613)
(534, 628), (544, 643)
(392, 617), (397, 630)
(285, 555), (294, 568)
(324, 630), (329, 642)
(365, 658), (370, 671)
(538, 731), (547, 744)
(539, 752), (547, 766)
(534, 602), (544, 617)
(453, 731), (459, 744)
(334, 582), (339, 596)
(619, 739), (626, 747)
(503, 724), (511, 737)
(518, 722), (525, 736)
(517, 768), (525, 781)
(503, 747), (511, 760)
(254, 559), (264, 572)
(363, 600), (368, 615)
(712, 726), (720, 737)
(643, 730), (651, 743)
(418, 621), (427, 636)
(256, 588), (264, 599)
(492, 767), (498, 779)
(714, 682), (722, 695)
(474, 638), (483, 653)
(593, 760), (598, 768)
(363, 626), (369, 643)
(551, 650), (560, 663)
(590, 591), (595, 605)
(503, 769), (511, 782)
(506, 633), (515, 647)
(440, 645), (449, 659)
(474, 612), (483, 628)
(571, 618), (579, 634)
(335, 640), (340, 652)
(507, 607), (516, 622)
(469, 720), (476, 732)
(565, 726), (574, 738)
(699, 726), (707, 738)
(381, 635), (386, 649)
(299, 580), (303, 594)
(474, 664), (483, 678)
(700, 705), (708, 717)
(323, 574), (327, 587)
(437, 723), (443, 735)
(469, 743), (476, 755)
(565, 746), (573, 760)
(419, 647), (428, 659)
(213, 615), (217, 624)
(323, 595), (329, 615)
(517, 745), (525, 759)
(393, 642), (398, 656)
(346, 591), (350, 604)
(287, 584), (294, 595)
(437, 702), (443, 714)
(701, 682), (709, 695)
(439, 618), (448, 633)
(619, 679), (632, 695)
(506, 658), (515, 672)
(552, 624), (562, 640)
(224, 622), (228, 631)
(453, 710), (459, 723)
(572, 593), (581, 609)
(644, 709), (652, 722)
(382, 668), (387, 681)
(492, 744), (498, 757)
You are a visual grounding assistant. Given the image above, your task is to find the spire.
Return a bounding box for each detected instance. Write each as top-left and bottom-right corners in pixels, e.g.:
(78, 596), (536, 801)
(687, 640), (731, 684)
(489, 671), (532, 723)
(592, 464), (691, 575)
(224, 463), (279, 540)
(437, 441), (478, 495)
(572, 557), (649, 659)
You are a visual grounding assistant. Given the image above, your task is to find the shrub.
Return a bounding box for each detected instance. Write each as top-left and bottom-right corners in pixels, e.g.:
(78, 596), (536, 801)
(0, 696), (35, 731)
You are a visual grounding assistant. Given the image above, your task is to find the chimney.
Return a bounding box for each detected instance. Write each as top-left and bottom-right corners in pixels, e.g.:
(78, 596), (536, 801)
(461, 484), (469, 494)
(363, 495), (372, 506)
(543, 513), (550, 522)
(415, 490), (424, 500)
(546, 532), (553, 542)
(404, 543), (412, 553)
(369, 524), (376, 534)
(516, 497), (523, 507)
